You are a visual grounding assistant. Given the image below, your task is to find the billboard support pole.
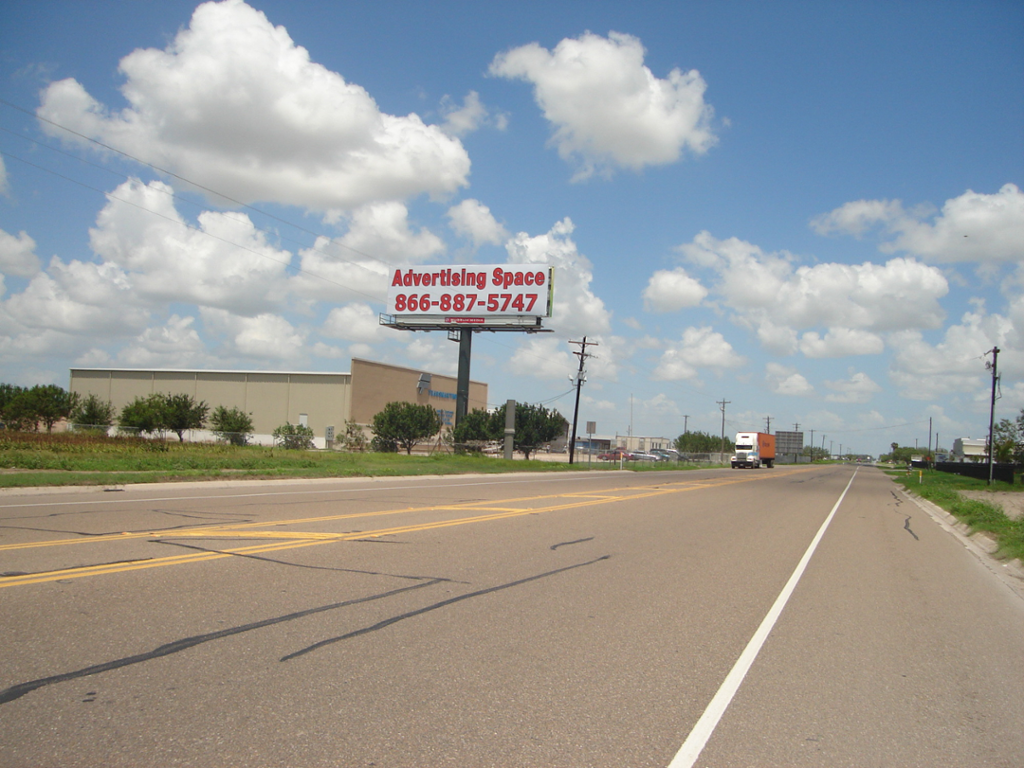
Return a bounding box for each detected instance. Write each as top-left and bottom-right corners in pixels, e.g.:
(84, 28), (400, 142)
(456, 330), (472, 427)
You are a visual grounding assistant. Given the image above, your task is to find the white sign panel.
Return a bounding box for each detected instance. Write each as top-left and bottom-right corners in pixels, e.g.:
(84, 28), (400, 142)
(386, 265), (554, 323)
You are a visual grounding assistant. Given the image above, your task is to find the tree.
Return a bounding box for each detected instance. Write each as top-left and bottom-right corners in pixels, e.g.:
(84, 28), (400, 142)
(158, 393), (208, 442)
(71, 394), (116, 431)
(273, 422), (315, 449)
(0, 384), (78, 433)
(675, 430), (733, 454)
(118, 395), (167, 436)
(992, 416), (1023, 465)
(371, 401), (443, 455)
(210, 405), (254, 446)
(489, 401), (567, 460)
(28, 385), (80, 433)
(451, 407), (498, 450)
(0, 384), (32, 431)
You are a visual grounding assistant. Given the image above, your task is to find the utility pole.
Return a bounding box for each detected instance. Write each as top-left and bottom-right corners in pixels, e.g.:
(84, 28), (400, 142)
(568, 337), (597, 466)
(683, 415), (689, 434)
(928, 417), (933, 467)
(718, 399), (731, 464)
(808, 429), (814, 461)
(765, 415), (771, 434)
(986, 347), (1000, 485)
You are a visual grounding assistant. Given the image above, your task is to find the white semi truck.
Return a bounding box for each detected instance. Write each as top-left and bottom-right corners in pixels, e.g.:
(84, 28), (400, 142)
(731, 432), (776, 468)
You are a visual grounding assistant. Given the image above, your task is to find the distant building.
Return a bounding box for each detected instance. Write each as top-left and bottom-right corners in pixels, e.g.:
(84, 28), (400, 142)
(69, 359), (488, 449)
(951, 437), (988, 463)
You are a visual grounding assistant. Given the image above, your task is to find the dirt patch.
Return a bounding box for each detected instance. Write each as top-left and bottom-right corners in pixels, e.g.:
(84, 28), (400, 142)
(959, 490), (1024, 521)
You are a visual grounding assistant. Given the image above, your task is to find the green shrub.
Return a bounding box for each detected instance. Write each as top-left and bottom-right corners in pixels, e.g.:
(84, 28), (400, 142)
(273, 422), (315, 450)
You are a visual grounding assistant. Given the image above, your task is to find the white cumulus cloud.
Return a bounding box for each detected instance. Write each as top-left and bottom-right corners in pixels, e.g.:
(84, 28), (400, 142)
(291, 201), (444, 304)
(201, 308), (305, 360)
(811, 184), (1024, 264)
(447, 199), (508, 248)
(652, 326), (745, 381)
(675, 231), (948, 356)
(0, 229), (41, 277)
(824, 371), (882, 404)
(798, 328), (885, 358)
(642, 267), (707, 312)
(322, 303), (388, 343)
(439, 91), (505, 137)
(37, 0), (470, 212)
(888, 307), (1017, 400)
(490, 31), (716, 180)
(765, 363), (814, 397)
(505, 217), (611, 339)
(90, 179), (291, 315)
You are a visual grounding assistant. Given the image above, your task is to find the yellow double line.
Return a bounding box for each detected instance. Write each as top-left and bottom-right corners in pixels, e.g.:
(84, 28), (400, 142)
(1, 469), (814, 588)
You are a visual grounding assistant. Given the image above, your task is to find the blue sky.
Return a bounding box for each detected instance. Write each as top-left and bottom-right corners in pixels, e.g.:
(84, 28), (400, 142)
(1, 0), (1021, 456)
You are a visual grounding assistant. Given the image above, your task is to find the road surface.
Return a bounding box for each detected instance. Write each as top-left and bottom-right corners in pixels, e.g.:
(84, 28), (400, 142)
(1, 465), (1022, 766)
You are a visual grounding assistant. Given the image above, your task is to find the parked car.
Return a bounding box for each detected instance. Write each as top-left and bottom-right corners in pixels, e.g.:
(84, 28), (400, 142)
(631, 451), (661, 461)
(598, 448), (633, 461)
(651, 448), (681, 461)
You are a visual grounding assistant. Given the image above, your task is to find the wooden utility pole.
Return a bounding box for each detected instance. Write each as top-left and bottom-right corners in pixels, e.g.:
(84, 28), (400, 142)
(718, 399), (731, 464)
(986, 347), (1000, 485)
(568, 337), (597, 465)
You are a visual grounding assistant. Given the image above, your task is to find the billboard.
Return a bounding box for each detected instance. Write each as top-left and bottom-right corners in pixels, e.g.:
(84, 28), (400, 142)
(384, 265), (554, 329)
(775, 431), (804, 455)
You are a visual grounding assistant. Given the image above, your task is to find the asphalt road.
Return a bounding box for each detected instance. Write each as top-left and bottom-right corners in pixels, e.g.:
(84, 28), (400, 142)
(1, 465), (1022, 767)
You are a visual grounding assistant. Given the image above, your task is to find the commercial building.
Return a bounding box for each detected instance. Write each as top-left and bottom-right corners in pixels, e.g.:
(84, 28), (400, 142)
(951, 437), (988, 463)
(69, 358), (488, 448)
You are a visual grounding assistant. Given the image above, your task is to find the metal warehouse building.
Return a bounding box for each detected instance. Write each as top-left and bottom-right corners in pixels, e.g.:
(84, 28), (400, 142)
(69, 358), (488, 448)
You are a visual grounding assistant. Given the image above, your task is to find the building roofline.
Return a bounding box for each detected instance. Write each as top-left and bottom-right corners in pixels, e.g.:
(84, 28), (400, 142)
(70, 368), (352, 377)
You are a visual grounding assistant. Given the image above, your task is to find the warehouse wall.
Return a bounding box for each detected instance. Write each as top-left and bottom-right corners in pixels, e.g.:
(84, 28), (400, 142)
(70, 361), (487, 446)
(349, 358), (488, 429)
(70, 369), (352, 445)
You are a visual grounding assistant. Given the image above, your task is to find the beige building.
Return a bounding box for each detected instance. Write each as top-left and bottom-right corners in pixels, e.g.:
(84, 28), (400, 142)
(70, 358), (488, 448)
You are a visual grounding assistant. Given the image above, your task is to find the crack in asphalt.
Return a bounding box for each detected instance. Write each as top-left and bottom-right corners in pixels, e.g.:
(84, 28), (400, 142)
(0, 579), (441, 705)
(0, 554), (611, 704)
(280, 555), (612, 661)
(550, 536), (594, 550)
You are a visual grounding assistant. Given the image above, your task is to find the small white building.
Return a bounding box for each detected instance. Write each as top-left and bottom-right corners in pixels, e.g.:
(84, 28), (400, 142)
(951, 437), (988, 463)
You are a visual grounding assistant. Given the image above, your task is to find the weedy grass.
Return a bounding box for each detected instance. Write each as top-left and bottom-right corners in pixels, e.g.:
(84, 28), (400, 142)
(0, 431), (624, 488)
(890, 468), (1024, 562)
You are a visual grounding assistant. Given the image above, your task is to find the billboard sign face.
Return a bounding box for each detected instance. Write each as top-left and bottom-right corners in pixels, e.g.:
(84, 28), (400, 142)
(775, 431), (804, 455)
(386, 265), (553, 328)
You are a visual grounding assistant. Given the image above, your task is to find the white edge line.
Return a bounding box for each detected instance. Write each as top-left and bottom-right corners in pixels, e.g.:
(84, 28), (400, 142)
(668, 468), (859, 768)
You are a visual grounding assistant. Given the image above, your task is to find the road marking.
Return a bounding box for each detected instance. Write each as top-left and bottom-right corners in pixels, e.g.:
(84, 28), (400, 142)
(668, 468), (858, 768)
(0, 468), (820, 588)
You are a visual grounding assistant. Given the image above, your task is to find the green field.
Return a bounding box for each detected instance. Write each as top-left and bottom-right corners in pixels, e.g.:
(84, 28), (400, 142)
(0, 432), (715, 488)
(0, 432), (589, 487)
(891, 468), (1024, 563)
